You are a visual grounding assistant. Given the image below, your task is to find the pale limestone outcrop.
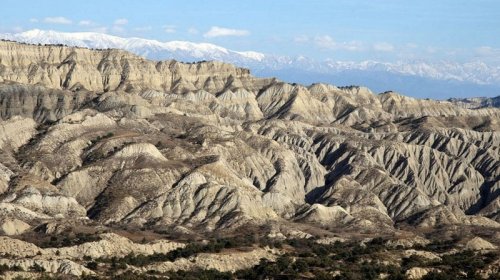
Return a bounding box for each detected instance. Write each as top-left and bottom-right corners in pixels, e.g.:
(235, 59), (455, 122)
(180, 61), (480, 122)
(295, 203), (353, 225)
(0, 116), (37, 150)
(403, 250), (441, 261)
(406, 267), (437, 280)
(0, 218), (30, 235)
(0, 162), (13, 193)
(0, 202), (52, 221)
(113, 143), (167, 161)
(386, 235), (430, 249)
(1, 272), (41, 280)
(465, 237), (497, 251)
(8, 187), (86, 218)
(44, 233), (184, 259)
(140, 247), (278, 273)
(0, 235), (44, 257)
(315, 236), (347, 244)
(0, 259), (94, 276)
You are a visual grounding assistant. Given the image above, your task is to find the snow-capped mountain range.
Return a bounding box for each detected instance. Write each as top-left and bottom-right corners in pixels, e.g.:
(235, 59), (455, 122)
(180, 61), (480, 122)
(1, 29), (499, 98)
(0, 29), (267, 63)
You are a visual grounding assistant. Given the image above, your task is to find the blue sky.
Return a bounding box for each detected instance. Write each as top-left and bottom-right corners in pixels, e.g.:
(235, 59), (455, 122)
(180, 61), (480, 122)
(1, 0), (500, 64)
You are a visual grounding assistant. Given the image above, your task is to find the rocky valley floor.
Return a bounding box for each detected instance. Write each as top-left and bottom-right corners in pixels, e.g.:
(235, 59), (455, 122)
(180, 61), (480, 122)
(0, 40), (498, 279)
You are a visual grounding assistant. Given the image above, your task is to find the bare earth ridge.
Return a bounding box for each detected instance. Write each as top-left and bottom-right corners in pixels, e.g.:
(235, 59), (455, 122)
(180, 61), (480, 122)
(0, 41), (498, 279)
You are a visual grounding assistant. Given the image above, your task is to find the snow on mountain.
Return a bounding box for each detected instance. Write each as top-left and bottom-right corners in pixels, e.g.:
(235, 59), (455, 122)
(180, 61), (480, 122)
(322, 60), (500, 85)
(1, 29), (500, 97)
(0, 29), (266, 63)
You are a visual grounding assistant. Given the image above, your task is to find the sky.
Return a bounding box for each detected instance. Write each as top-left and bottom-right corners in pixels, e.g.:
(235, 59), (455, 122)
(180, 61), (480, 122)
(1, 0), (500, 64)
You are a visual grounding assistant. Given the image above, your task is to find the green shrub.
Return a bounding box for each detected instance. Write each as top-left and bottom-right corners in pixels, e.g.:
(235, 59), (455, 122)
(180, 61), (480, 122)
(165, 269), (232, 280)
(402, 254), (429, 269)
(86, 261), (98, 270)
(0, 264), (9, 275)
(29, 262), (45, 272)
(293, 258), (309, 273)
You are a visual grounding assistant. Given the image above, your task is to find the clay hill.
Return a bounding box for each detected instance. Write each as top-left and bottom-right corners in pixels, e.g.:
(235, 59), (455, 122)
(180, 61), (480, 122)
(0, 40), (498, 279)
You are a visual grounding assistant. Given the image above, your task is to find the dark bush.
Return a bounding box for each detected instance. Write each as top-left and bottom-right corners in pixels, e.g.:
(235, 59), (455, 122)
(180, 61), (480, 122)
(29, 263), (45, 272)
(402, 254), (429, 270)
(165, 269), (232, 280)
(293, 258), (309, 273)
(86, 261), (98, 270)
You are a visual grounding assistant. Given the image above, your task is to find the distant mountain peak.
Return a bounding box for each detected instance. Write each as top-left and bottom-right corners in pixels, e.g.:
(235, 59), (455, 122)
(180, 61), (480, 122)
(1, 29), (265, 62)
(1, 29), (499, 98)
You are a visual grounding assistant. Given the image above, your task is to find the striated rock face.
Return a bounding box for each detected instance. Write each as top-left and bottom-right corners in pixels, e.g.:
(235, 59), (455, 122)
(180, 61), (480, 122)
(0, 40), (271, 93)
(0, 41), (498, 237)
